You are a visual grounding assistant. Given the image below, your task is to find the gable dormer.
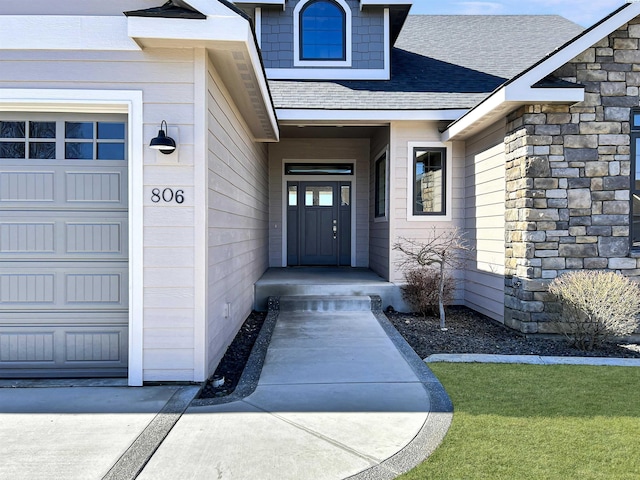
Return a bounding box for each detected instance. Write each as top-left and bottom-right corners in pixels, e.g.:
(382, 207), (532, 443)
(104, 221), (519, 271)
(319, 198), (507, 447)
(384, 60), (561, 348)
(234, 0), (413, 80)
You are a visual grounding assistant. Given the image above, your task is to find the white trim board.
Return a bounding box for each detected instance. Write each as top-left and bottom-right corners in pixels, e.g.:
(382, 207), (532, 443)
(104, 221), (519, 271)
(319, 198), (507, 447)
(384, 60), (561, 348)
(0, 88), (145, 386)
(277, 109), (468, 122)
(0, 16), (139, 51)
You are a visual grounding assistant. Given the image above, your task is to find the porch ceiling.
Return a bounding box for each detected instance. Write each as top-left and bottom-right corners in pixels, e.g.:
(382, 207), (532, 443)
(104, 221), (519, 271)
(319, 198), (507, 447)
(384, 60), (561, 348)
(279, 125), (387, 139)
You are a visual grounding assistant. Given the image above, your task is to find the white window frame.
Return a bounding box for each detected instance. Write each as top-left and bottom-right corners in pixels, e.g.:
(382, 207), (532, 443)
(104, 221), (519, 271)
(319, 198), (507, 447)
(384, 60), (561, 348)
(293, 0), (352, 68)
(406, 141), (453, 222)
(0, 89), (144, 386)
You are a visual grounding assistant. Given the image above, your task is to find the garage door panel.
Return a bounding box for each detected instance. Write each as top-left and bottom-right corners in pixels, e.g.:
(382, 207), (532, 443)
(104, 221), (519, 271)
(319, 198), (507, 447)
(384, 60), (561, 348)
(0, 266), (128, 311)
(0, 164), (127, 209)
(0, 113), (128, 378)
(0, 215), (127, 259)
(0, 325), (128, 377)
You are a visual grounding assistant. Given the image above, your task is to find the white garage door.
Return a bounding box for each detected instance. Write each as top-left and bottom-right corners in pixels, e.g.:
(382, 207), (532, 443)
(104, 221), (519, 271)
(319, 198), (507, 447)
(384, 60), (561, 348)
(0, 113), (128, 377)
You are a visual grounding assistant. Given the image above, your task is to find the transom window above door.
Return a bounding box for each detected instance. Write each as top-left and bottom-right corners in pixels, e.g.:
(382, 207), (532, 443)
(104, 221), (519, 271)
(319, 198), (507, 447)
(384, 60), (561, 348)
(0, 115), (127, 161)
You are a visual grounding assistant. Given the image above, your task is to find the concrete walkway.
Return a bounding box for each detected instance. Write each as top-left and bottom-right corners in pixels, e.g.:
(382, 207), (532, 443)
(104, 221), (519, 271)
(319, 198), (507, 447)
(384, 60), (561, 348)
(137, 297), (452, 480)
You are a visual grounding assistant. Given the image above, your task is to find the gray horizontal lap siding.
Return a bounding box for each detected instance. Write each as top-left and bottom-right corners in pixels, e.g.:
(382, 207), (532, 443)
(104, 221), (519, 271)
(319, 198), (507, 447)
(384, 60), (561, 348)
(260, 0), (384, 70)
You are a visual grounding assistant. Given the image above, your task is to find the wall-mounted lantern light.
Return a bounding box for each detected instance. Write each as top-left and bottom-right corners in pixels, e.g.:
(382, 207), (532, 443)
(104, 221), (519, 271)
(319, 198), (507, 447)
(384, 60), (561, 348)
(149, 120), (176, 155)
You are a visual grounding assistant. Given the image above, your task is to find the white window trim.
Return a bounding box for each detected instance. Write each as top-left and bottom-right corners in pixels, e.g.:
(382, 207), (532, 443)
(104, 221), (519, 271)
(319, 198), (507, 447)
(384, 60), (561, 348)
(374, 145), (389, 223)
(293, 0), (352, 68)
(0, 89), (144, 386)
(406, 141), (453, 222)
(281, 159), (357, 267)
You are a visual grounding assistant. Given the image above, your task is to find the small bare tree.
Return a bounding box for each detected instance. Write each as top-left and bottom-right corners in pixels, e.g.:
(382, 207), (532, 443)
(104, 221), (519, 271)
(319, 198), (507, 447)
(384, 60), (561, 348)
(393, 227), (472, 330)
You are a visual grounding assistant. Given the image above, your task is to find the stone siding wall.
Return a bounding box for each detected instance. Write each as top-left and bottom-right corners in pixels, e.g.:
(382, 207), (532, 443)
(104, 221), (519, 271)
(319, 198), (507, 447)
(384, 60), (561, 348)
(504, 19), (640, 333)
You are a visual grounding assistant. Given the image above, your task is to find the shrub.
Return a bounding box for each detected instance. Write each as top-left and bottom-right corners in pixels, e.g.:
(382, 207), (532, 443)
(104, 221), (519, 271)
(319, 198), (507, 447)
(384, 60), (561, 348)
(401, 268), (455, 318)
(548, 271), (640, 351)
(393, 228), (471, 329)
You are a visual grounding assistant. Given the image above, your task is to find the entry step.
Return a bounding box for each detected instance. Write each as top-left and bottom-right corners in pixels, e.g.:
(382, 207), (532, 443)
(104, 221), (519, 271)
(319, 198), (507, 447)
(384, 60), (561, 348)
(277, 295), (373, 312)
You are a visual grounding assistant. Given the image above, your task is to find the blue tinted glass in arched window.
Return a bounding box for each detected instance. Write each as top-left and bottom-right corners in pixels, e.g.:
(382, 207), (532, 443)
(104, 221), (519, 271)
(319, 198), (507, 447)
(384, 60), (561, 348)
(301, 0), (345, 60)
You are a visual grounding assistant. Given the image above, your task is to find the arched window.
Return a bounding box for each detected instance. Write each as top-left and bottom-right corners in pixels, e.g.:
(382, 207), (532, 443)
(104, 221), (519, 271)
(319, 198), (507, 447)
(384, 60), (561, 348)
(300, 0), (346, 61)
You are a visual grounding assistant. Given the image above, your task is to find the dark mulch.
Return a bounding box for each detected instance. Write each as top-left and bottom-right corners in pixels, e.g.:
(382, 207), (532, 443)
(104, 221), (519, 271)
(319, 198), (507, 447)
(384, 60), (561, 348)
(199, 306), (640, 399)
(385, 305), (640, 359)
(199, 311), (267, 399)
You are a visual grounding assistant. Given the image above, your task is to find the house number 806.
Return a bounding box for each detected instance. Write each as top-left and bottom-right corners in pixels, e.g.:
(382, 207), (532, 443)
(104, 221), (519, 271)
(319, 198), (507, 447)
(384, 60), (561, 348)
(151, 188), (185, 204)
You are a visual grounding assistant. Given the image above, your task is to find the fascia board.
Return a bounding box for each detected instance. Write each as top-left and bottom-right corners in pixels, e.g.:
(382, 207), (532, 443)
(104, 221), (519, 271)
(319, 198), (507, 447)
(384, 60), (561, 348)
(441, 88), (508, 141)
(504, 84), (585, 104)
(276, 109), (468, 122)
(127, 16), (249, 45)
(441, 84), (585, 141)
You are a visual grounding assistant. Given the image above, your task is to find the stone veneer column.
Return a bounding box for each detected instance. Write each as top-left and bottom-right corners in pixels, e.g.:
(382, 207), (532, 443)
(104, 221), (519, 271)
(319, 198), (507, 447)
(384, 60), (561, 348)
(504, 18), (640, 333)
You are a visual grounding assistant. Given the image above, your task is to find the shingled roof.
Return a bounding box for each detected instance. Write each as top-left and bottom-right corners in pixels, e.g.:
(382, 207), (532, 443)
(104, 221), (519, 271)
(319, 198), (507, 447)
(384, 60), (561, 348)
(270, 14), (584, 111)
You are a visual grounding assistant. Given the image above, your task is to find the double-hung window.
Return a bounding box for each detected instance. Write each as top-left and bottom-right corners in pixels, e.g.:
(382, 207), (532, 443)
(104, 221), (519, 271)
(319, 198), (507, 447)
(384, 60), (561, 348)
(631, 110), (640, 249)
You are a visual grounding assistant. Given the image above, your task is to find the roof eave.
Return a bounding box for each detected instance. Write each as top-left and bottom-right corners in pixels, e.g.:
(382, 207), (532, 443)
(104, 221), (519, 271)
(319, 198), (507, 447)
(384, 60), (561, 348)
(127, 5), (279, 142)
(442, 86), (584, 141)
(442, 2), (640, 142)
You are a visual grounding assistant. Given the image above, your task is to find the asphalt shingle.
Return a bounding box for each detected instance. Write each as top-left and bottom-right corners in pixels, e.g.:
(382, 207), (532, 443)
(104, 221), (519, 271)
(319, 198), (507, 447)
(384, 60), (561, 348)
(270, 15), (584, 111)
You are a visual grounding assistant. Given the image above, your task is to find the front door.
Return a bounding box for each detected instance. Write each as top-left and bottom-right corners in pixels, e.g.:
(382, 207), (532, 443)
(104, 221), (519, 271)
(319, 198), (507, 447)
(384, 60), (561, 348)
(287, 181), (351, 266)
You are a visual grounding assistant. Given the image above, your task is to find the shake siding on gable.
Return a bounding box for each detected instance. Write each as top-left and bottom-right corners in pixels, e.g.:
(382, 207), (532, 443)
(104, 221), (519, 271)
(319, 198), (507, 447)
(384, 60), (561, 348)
(0, 48), (199, 380)
(206, 57), (270, 375)
(388, 122), (465, 299)
(369, 129), (390, 279)
(463, 120), (506, 322)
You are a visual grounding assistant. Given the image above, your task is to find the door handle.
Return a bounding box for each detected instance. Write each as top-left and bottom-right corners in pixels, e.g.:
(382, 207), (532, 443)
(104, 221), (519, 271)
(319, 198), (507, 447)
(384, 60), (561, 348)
(332, 225), (337, 239)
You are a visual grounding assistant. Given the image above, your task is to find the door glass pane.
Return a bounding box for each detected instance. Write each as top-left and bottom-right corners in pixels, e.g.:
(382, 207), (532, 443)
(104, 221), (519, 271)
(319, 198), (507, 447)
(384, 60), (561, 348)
(341, 185), (350, 206)
(0, 121), (25, 139)
(288, 185), (298, 206)
(305, 186), (333, 207)
(98, 122), (125, 140)
(66, 142), (94, 160)
(0, 142), (25, 158)
(29, 142), (56, 159)
(97, 143), (125, 160)
(65, 122), (94, 139)
(29, 122), (56, 139)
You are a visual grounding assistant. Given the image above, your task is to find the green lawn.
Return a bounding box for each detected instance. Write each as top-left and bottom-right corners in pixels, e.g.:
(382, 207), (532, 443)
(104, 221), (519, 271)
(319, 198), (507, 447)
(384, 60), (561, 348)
(399, 364), (640, 480)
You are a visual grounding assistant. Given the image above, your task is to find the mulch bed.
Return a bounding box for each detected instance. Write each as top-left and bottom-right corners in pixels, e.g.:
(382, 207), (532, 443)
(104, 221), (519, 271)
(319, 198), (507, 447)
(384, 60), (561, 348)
(199, 306), (640, 399)
(199, 311), (266, 399)
(385, 305), (640, 359)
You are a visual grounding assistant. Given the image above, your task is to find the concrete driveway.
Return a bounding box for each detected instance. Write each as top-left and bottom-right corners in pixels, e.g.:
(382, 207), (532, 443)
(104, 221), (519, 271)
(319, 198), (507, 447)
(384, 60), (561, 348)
(0, 382), (198, 480)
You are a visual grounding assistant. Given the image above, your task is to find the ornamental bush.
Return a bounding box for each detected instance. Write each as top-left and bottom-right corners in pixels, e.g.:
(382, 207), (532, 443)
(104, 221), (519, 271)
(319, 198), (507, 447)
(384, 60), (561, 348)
(548, 270), (640, 351)
(400, 268), (454, 319)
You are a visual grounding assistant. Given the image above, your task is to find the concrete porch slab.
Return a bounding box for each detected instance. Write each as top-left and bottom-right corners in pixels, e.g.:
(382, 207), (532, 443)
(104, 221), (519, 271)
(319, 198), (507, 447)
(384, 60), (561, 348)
(254, 267), (400, 311)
